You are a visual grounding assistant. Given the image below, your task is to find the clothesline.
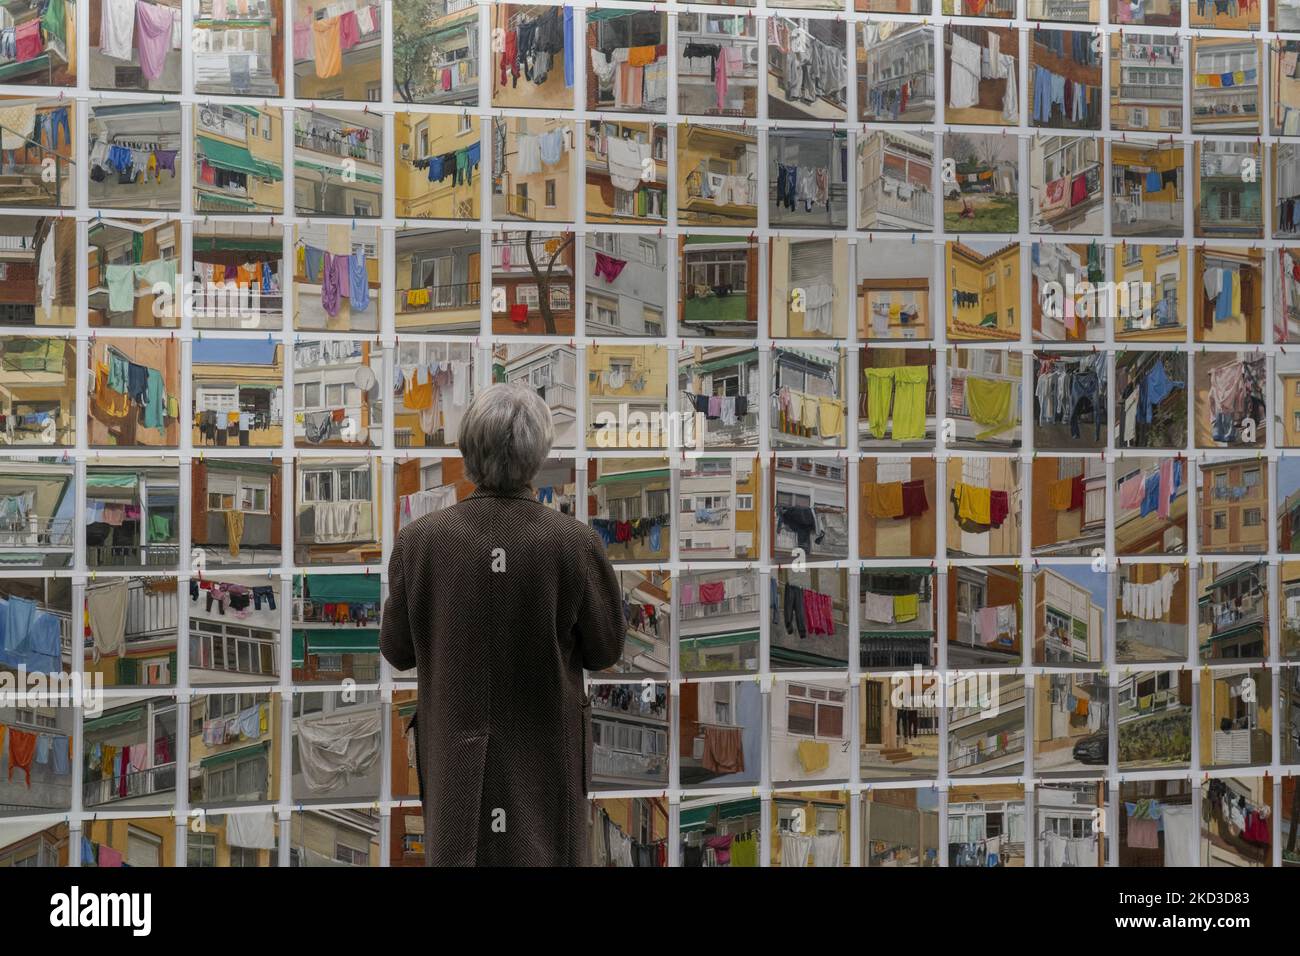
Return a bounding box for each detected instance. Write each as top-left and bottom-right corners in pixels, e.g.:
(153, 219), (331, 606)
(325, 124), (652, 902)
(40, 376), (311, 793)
(0, 723), (71, 787)
(293, 2), (381, 79)
(295, 243), (371, 316)
(98, 0), (182, 82)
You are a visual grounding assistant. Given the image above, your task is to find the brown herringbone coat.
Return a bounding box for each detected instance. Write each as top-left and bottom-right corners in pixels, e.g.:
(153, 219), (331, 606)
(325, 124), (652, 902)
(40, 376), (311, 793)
(380, 488), (626, 866)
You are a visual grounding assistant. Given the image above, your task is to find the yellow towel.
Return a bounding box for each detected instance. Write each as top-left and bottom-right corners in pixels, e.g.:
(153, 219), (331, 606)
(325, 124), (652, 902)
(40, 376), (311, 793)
(964, 376), (1015, 439)
(796, 740), (830, 773)
(955, 482), (991, 525)
(800, 392), (820, 431)
(224, 509), (245, 558)
(894, 593), (919, 623)
(865, 481), (904, 519)
(864, 368), (894, 438)
(818, 397), (844, 440)
(1048, 477), (1073, 511)
(891, 365), (929, 441)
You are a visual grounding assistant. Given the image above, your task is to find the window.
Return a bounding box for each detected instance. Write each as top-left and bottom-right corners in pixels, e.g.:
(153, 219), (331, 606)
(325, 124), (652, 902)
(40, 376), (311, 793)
(207, 473), (270, 513)
(545, 180), (556, 207)
(1214, 511), (1227, 530)
(786, 684), (845, 738)
(1244, 508), (1261, 526)
(736, 494), (753, 510)
(187, 832), (217, 868)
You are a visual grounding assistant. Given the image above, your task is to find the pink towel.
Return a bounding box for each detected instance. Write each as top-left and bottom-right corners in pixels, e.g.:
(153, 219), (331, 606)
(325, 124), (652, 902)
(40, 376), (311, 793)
(1157, 458), (1174, 519)
(98, 844), (124, 867)
(134, 1), (175, 82)
(1118, 473), (1144, 511)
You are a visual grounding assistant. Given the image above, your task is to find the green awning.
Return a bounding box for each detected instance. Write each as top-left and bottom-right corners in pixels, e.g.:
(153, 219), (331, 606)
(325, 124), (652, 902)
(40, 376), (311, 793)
(0, 54), (50, 83)
(680, 630), (759, 649)
(200, 741), (268, 768)
(678, 805), (715, 831)
(593, 468), (670, 486)
(197, 135), (283, 180)
(680, 798), (760, 829)
(85, 473), (138, 489)
(197, 193), (259, 211)
(193, 235), (283, 254)
(87, 706), (144, 731)
(295, 158), (383, 185)
(292, 629), (379, 661)
(718, 798), (762, 820)
(771, 645), (848, 667)
(304, 573), (379, 603)
(693, 350), (758, 375)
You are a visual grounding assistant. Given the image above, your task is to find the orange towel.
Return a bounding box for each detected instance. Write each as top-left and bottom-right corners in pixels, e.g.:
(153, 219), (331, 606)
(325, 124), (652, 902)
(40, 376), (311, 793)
(312, 17), (343, 78)
(627, 45), (658, 66)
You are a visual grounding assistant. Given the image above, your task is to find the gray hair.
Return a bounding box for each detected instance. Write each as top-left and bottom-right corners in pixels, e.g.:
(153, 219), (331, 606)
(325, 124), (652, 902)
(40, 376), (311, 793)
(457, 383), (554, 493)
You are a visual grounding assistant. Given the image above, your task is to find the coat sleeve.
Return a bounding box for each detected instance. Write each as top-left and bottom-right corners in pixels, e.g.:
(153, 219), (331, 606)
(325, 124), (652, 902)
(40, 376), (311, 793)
(380, 534), (417, 672)
(574, 525), (627, 671)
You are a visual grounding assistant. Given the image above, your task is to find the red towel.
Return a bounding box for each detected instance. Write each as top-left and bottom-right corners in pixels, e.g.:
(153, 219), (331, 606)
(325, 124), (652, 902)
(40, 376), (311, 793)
(509, 303), (529, 324)
(699, 582), (726, 604)
(989, 490), (1009, 527)
(1069, 474), (1085, 510)
(901, 479), (929, 518)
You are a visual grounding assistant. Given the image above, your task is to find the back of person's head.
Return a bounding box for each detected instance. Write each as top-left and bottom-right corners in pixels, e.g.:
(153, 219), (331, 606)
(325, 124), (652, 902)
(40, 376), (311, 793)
(457, 383), (555, 493)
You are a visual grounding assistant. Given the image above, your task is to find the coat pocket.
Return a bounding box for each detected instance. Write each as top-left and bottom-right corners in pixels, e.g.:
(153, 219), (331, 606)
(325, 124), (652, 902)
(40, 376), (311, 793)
(581, 697), (593, 795)
(407, 712), (425, 804)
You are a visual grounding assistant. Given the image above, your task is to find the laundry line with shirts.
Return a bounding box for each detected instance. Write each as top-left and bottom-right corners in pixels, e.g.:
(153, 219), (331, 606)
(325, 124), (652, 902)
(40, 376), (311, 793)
(397, 358), (472, 440)
(773, 385), (845, 441)
(292, 1), (381, 79)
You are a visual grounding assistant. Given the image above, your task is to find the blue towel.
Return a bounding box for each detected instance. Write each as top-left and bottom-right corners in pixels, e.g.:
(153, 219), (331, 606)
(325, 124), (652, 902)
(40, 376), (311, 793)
(51, 735), (70, 775)
(82, 837), (96, 865)
(1139, 471), (1162, 517)
(304, 246), (324, 283)
(6, 595), (37, 653)
(348, 254), (370, 313)
(1145, 171), (1162, 192)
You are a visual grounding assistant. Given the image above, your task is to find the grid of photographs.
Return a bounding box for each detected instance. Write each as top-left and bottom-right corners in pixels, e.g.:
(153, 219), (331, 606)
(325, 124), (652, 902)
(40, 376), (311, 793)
(0, 0), (1296, 870)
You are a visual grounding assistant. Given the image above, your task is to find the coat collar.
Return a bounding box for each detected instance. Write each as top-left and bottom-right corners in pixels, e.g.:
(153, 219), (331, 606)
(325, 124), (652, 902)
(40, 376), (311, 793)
(467, 487), (537, 503)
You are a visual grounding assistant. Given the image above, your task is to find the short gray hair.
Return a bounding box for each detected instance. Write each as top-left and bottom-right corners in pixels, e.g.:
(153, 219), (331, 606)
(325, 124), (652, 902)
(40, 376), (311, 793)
(458, 383), (554, 493)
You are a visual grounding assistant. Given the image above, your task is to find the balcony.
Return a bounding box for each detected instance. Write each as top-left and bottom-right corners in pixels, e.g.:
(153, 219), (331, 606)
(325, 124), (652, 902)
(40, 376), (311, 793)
(0, 515), (73, 550)
(88, 543), (181, 569)
(1205, 591), (1265, 634)
(1118, 83), (1181, 103)
(949, 729), (1024, 772)
(84, 757), (177, 808)
(860, 177), (933, 229)
(399, 281), (480, 313)
(681, 593), (759, 620)
(593, 746), (667, 784)
(293, 129), (383, 165)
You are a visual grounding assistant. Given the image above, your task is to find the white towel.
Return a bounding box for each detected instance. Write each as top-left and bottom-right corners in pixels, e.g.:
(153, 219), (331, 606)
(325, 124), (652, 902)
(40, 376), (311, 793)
(225, 809), (277, 850)
(606, 136), (648, 192)
(1160, 805), (1195, 867)
(948, 34), (981, 109)
(87, 580), (130, 664)
(101, 0), (138, 60)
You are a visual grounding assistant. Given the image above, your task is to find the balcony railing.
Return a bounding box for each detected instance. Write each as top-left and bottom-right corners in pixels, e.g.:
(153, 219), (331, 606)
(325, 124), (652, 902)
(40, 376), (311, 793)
(861, 178), (933, 228)
(400, 281), (480, 312)
(84, 760), (177, 807)
(293, 129), (383, 164)
(949, 730), (1024, 771)
(0, 515), (73, 549)
(1118, 83), (1182, 102)
(681, 593), (759, 620)
(1207, 591), (1265, 632)
(88, 543), (181, 568)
